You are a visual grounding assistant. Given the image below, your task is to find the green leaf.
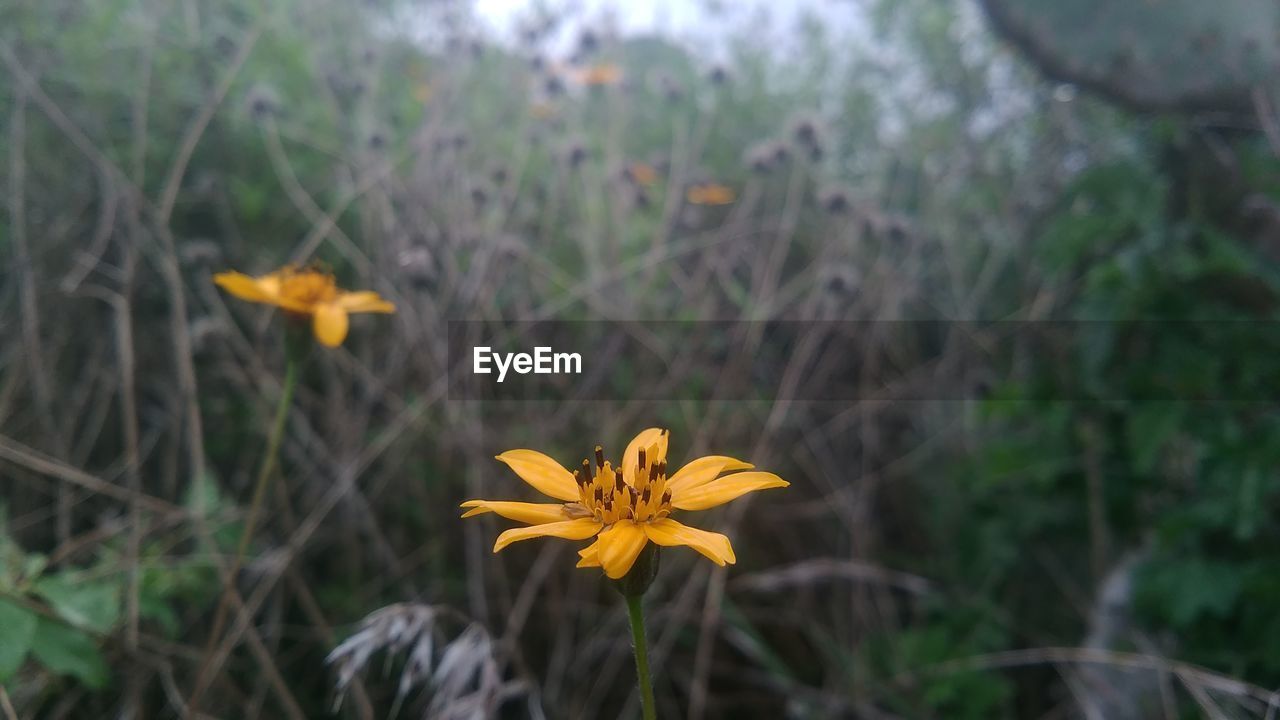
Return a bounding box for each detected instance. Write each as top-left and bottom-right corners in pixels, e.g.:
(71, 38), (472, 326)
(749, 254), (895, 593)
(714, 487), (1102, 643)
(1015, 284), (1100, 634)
(30, 618), (108, 688)
(184, 472), (241, 551)
(33, 574), (121, 634)
(184, 470), (225, 520)
(1235, 466), (1264, 540)
(1140, 557), (1242, 627)
(1127, 404), (1185, 475)
(229, 177), (269, 222)
(22, 553), (48, 583)
(0, 597), (38, 681)
(137, 585), (181, 639)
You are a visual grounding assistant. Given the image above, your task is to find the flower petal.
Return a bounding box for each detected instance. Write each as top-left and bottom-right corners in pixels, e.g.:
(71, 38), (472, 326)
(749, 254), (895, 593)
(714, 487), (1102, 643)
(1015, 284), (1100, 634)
(255, 272), (283, 297)
(337, 291), (396, 314)
(252, 270), (317, 312)
(214, 271), (278, 305)
(312, 303), (350, 347)
(597, 520), (649, 579)
(576, 540), (602, 568)
(622, 428), (669, 485)
(670, 471), (789, 511)
(642, 518), (736, 565)
(495, 450), (581, 502)
(460, 500), (569, 524)
(665, 455), (754, 494)
(493, 518), (601, 552)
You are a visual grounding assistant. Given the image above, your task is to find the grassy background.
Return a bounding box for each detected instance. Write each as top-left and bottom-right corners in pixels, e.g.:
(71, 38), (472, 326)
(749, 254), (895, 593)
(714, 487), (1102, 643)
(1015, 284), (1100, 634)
(3, 0), (1280, 717)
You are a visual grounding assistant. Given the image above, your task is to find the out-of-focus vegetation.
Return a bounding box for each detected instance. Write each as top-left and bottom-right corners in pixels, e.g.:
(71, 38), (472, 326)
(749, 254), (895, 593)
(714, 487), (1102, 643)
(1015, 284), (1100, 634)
(2, 0), (1280, 717)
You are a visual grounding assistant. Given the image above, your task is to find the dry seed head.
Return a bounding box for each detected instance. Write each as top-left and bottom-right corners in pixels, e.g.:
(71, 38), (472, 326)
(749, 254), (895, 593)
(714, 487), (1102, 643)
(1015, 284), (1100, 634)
(325, 604), (507, 715)
(818, 185), (852, 214)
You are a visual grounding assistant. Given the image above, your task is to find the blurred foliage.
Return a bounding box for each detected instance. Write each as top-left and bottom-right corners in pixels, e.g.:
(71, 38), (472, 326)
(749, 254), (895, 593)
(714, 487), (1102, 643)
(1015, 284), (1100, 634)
(0, 481), (230, 694)
(979, 0), (1280, 113)
(3, 0), (1280, 717)
(956, 135), (1280, 694)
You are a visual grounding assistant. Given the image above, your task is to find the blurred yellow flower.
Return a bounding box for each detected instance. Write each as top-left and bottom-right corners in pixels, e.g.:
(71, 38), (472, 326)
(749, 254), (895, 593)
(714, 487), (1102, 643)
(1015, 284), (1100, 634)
(413, 81), (432, 104)
(214, 266), (395, 348)
(530, 101), (557, 119)
(686, 183), (736, 205)
(461, 428), (788, 579)
(573, 63), (623, 86)
(628, 162), (659, 187)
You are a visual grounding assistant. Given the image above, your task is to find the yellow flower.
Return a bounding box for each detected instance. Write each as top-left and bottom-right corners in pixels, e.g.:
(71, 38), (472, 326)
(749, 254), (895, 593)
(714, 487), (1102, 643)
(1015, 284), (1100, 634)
(573, 63), (623, 86)
(686, 183), (736, 205)
(530, 101), (557, 119)
(461, 428), (788, 580)
(627, 162), (659, 187)
(214, 266), (395, 347)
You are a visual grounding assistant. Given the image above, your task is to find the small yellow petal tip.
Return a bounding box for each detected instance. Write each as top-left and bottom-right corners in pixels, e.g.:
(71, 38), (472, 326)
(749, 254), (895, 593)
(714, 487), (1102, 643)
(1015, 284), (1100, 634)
(492, 529), (519, 552)
(754, 472), (790, 489)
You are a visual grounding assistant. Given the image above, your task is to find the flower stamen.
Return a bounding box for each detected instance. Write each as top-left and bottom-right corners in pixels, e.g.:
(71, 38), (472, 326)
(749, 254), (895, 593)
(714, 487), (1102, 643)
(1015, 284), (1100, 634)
(572, 443), (676, 525)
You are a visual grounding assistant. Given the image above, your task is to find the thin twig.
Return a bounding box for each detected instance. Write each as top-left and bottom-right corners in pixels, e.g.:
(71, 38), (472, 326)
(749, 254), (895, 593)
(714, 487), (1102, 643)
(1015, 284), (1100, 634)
(0, 686), (17, 720)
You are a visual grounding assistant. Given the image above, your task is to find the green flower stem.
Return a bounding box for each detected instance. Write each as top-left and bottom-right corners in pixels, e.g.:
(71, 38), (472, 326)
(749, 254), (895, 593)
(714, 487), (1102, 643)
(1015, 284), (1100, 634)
(232, 356), (298, 561)
(625, 593), (658, 720)
(194, 356), (299, 700)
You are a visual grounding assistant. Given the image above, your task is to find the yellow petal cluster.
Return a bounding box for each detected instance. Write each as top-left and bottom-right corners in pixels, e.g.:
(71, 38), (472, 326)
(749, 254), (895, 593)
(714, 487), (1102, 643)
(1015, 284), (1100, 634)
(462, 428), (788, 579)
(214, 266), (394, 347)
(685, 183), (736, 206)
(572, 63), (623, 86)
(627, 162), (659, 187)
